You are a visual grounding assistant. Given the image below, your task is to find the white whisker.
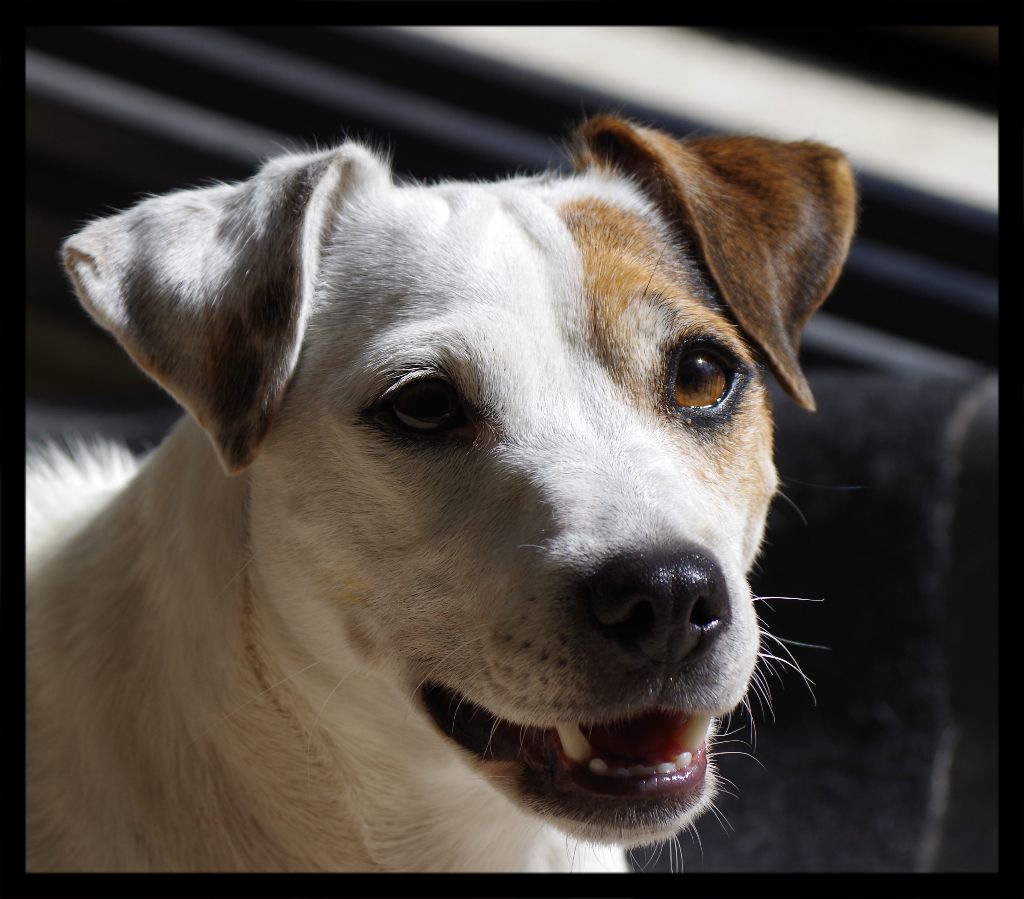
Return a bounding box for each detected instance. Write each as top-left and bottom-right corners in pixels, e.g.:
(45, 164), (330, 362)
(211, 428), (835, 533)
(754, 594), (825, 603)
(706, 797), (735, 834)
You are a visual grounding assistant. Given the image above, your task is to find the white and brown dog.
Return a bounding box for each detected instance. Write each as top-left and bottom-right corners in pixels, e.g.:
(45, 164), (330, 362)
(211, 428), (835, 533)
(26, 116), (856, 872)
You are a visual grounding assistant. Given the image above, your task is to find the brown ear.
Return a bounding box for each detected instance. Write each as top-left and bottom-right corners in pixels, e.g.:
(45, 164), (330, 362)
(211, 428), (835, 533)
(571, 116), (857, 410)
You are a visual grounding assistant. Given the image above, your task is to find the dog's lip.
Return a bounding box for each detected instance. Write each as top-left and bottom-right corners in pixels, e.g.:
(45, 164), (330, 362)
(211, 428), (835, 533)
(421, 682), (550, 765)
(420, 683), (710, 803)
(556, 742), (709, 799)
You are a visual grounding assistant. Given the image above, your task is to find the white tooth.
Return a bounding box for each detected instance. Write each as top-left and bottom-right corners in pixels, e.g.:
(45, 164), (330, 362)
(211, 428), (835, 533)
(675, 713), (713, 753)
(612, 767), (631, 778)
(656, 762), (677, 775)
(588, 758), (609, 775)
(629, 764), (651, 777)
(555, 724), (593, 764)
(675, 751), (693, 769)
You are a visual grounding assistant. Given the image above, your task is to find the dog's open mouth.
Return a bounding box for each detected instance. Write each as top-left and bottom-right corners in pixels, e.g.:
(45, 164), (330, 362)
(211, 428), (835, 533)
(421, 683), (711, 820)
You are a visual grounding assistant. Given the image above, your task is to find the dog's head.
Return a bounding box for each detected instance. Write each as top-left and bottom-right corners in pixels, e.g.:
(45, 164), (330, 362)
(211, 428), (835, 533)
(64, 117), (855, 848)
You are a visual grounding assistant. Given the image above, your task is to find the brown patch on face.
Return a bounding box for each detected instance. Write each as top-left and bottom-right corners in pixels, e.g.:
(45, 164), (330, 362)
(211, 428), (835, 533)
(560, 197), (750, 409)
(696, 379), (776, 508)
(561, 196), (778, 524)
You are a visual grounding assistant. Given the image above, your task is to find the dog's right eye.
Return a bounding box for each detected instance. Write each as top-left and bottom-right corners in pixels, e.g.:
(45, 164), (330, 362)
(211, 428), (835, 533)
(383, 378), (469, 435)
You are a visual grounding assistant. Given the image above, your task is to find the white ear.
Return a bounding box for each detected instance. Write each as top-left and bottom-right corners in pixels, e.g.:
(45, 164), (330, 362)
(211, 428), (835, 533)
(63, 144), (390, 473)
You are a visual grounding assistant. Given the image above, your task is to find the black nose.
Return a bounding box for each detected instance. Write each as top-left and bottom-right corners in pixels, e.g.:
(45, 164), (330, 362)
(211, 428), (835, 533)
(585, 550), (731, 665)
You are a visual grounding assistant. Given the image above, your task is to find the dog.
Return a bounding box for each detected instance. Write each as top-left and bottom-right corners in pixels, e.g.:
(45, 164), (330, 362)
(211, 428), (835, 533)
(26, 115), (856, 872)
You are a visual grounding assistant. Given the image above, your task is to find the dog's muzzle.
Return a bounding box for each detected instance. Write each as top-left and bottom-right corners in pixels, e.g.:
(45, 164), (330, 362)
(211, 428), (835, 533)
(419, 550), (735, 828)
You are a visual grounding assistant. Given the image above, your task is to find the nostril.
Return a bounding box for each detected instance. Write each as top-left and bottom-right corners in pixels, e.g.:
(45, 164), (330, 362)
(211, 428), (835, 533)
(689, 592), (721, 629)
(593, 593), (656, 645)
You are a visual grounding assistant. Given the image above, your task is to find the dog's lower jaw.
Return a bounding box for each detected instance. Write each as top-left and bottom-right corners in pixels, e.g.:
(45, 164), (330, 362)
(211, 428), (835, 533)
(421, 691), (718, 854)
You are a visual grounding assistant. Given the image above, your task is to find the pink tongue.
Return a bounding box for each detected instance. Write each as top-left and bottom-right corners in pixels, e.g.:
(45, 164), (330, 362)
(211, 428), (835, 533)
(585, 710), (688, 765)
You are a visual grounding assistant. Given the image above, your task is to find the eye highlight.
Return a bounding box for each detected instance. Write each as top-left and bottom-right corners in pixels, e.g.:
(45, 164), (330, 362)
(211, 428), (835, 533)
(673, 349), (731, 409)
(384, 377), (468, 435)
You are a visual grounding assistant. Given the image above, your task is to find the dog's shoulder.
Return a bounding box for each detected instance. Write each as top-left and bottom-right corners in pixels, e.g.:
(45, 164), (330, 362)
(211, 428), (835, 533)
(26, 438), (141, 569)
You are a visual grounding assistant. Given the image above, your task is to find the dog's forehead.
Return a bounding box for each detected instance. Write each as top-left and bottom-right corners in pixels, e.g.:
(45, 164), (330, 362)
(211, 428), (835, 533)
(315, 170), (742, 401)
(326, 174), (606, 309)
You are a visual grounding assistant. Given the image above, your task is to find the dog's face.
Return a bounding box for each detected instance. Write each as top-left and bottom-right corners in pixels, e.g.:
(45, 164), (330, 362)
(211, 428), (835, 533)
(63, 117), (855, 848)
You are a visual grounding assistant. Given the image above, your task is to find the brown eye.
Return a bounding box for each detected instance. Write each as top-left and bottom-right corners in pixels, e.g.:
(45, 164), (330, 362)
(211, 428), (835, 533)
(389, 378), (467, 433)
(673, 351), (730, 409)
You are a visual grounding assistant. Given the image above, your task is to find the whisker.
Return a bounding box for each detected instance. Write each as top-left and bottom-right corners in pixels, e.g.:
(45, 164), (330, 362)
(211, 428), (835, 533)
(627, 846), (640, 872)
(779, 476), (864, 491)
(670, 832), (682, 873)
(771, 636), (831, 651)
(715, 786), (740, 802)
(483, 715), (502, 759)
(706, 797), (735, 834)
(759, 629), (819, 704)
(747, 666), (775, 722)
(758, 651), (784, 679)
(712, 735), (757, 752)
(773, 488), (808, 526)
(739, 695), (758, 753)
(649, 840), (664, 871)
(712, 750), (766, 771)
(451, 690), (471, 726)
(753, 594), (825, 603)
(713, 772), (742, 807)
(762, 657), (816, 706)
(689, 818), (704, 862)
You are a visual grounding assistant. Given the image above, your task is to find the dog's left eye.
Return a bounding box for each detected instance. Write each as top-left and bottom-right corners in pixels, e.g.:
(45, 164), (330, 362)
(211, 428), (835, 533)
(673, 350), (731, 409)
(386, 378), (468, 434)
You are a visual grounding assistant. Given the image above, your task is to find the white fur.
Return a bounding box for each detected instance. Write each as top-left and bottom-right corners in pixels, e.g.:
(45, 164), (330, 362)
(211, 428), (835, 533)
(27, 142), (778, 871)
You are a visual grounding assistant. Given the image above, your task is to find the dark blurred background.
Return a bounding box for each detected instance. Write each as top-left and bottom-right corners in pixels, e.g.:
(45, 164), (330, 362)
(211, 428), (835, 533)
(25, 26), (999, 873)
